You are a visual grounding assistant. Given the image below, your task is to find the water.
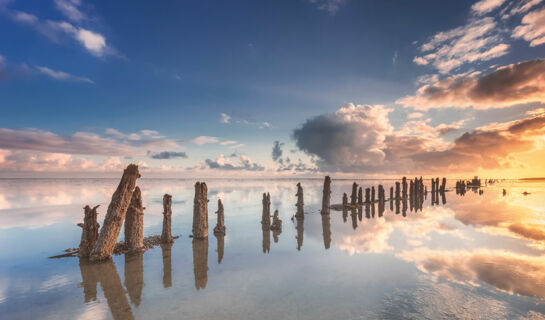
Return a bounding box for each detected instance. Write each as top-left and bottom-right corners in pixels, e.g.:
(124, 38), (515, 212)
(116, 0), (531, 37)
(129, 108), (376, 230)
(0, 178), (544, 319)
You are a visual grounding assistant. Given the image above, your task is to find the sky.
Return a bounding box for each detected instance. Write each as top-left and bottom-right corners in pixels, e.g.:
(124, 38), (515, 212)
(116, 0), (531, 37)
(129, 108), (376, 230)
(0, 0), (545, 178)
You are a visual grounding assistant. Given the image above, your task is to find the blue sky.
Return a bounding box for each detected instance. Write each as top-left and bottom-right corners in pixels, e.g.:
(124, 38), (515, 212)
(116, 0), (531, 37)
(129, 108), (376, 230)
(1, 0), (545, 177)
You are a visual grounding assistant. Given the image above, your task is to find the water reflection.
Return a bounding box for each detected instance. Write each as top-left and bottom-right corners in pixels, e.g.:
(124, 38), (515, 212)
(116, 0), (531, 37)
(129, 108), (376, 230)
(321, 213), (331, 250)
(192, 238), (208, 290)
(161, 242), (173, 288)
(124, 253), (144, 307)
(295, 215), (304, 250)
(215, 233), (225, 264)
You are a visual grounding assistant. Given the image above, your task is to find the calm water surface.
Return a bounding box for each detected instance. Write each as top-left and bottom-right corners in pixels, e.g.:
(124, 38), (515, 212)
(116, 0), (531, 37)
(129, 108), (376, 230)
(0, 178), (544, 319)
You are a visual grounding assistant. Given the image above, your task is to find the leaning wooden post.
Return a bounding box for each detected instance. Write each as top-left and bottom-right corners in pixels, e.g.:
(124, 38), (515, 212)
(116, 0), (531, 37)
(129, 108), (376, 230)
(90, 164), (140, 262)
(350, 182), (358, 206)
(124, 186), (144, 252)
(214, 199), (226, 235)
(321, 176), (331, 214)
(161, 194), (173, 243)
(262, 193), (271, 230)
(192, 182), (208, 239)
(78, 205), (100, 258)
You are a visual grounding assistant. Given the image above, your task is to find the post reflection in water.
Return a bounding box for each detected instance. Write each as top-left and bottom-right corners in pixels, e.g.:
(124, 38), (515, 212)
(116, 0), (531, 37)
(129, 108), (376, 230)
(193, 238), (208, 290)
(371, 202), (376, 218)
(357, 205), (363, 221)
(161, 242), (173, 288)
(321, 213), (331, 250)
(402, 197), (407, 217)
(296, 215), (304, 250)
(79, 259), (135, 320)
(365, 203), (370, 219)
(342, 207), (348, 223)
(350, 208), (358, 230)
(215, 233), (224, 264)
(262, 228), (270, 254)
(124, 253), (144, 307)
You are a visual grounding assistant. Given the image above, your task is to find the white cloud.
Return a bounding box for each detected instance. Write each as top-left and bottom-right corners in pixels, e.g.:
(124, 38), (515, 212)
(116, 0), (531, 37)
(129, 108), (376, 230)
(471, 0), (507, 15)
(202, 154), (264, 171)
(76, 28), (107, 56)
(189, 136), (219, 145)
(307, 0), (347, 14)
(220, 140), (237, 146)
(220, 113), (231, 123)
(36, 66), (93, 83)
(512, 6), (545, 46)
(54, 0), (86, 22)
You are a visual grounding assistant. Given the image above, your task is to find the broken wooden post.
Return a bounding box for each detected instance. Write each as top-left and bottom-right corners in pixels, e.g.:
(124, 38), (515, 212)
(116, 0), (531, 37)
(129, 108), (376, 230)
(262, 192), (271, 230)
(350, 182), (358, 206)
(213, 199), (226, 235)
(78, 205), (100, 259)
(124, 186), (144, 252)
(161, 194), (173, 243)
(296, 183), (304, 217)
(365, 188), (370, 203)
(342, 193), (348, 207)
(358, 187), (363, 205)
(321, 176), (331, 214)
(90, 164), (140, 262)
(192, 238), (208, 290)
(192, 182), (208, 239)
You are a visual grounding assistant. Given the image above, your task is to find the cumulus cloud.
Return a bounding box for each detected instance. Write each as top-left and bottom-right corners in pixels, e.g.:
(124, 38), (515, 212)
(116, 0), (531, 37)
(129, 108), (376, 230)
(471, 0), (507, 15)
(189, 136), (219, 145)
(148, 151), (187, 160)
(413, 17), (509, 74)
(293, 103), (545, 173)
(512, 6), (545, 46)
(203, 154), (264, 171)
(398, 248), (545, 299)
(307, 0), (347, 14)
(36, 66), (93, 83)
(397, 58), (545, 110)
(220, 113), (231, 123)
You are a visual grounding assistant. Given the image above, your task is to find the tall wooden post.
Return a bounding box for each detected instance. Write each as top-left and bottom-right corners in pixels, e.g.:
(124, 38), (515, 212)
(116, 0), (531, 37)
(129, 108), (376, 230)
(214, 199), (226, 235)
(79, 205), (100, 258)
(161, 194), (173, 243)
(321, 176), (331, 214)
(124, 186), (144, 252)
(192, 182), (208, 239)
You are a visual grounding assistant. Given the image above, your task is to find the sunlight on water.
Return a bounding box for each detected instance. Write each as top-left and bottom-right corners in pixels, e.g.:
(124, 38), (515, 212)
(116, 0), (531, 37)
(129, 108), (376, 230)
(0, 178), (544, 319)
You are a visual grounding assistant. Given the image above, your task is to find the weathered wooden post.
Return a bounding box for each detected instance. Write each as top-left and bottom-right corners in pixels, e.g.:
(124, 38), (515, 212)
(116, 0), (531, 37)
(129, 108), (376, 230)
(296, 183), (304, 217)
(342, 193), (348, 208)
(321, 176), (331, 214)
(79, 205), (100, 258)
(124, 186), (144, 252)
(350, 182), (358, 206)
(358, 187), (363, 205)
(402, 177), (408, 199)
(262, 192), (271, 229)
(395, 182), (400, 200)
(365, 188), (370, 203)
(192, 182), (208, 239)
(371, 186), (375, 203)
(90, 164), (140, 262)
(213, 199), (226, 235)
(161, 194), (173, 243)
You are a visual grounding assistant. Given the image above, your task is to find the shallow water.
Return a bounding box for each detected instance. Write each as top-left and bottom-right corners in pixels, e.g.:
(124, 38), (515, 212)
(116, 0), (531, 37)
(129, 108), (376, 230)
(0, 178), (544, 320)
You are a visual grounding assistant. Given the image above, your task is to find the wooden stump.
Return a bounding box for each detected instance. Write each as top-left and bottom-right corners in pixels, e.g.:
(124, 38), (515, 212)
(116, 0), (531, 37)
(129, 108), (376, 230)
(214, 199), (226, 235)
(350, 182), (358, 206)
(402, 177), (408, 199)
(192, 182), (208, 239)
(358, 187), (363, 205)
(342, 193), (348, 207)
(262, 192), (271, 230)
(296, 183), (304, 217)
(161, 194), (174, 243)
(124, 186), (144, 252)
(321, 176), (331, 214)
(78, 205), (100, 258)
(90, 164), (140, 262)
(365, 188), (370, 203)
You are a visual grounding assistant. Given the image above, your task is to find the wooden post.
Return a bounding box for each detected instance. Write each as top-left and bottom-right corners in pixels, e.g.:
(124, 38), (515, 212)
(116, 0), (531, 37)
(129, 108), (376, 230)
(296, 183), (304, 217)
(124, 186), (144, 252)
(90, 164), (140, 262)
(192, 182), (208, 239)
(161, 194), (173, 243)
(321, 176), (331, 214)
(395, 182), (400, 200)
(440, 177), (447, 193)
(78, 205), (100, 258)
(262, 192), (271, 230)
(371, 186), (375, 203)
(214, 199), (226, 235)
(358, 187), (363, 205)
(350, 182), (358, 206)
(402, 177), (407, 199)
(365, 188), (370, 203)
(390, 187), (393, 201)
(342, 193), (348, 207)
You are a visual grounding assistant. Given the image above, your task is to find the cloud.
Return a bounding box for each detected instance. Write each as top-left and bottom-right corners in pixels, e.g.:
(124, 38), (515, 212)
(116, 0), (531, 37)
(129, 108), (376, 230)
(413, 17), (509, 74)
(307, 0), (347, 14)
(272, 141), (284, 162)
(220, 113), (231, 123)
(293, 103), (545, 173)
(54, 0), (86, 22)
(189, 136), (219, 145)
(509, 0), (543, 16)
(36, 66), (93, 83)
(471, 0), (507, 15)
(398, 248), (545, 299)
(9, 8), (111, 57)
(397, 58), (545, 110)
(407, 112), (424, 119)
(0, 128), (180, 157)
(512, 6), (545, 46)
(203, 154), (264, 171)
(220, 140), (237, 146)
(148, 151), (187, 159)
